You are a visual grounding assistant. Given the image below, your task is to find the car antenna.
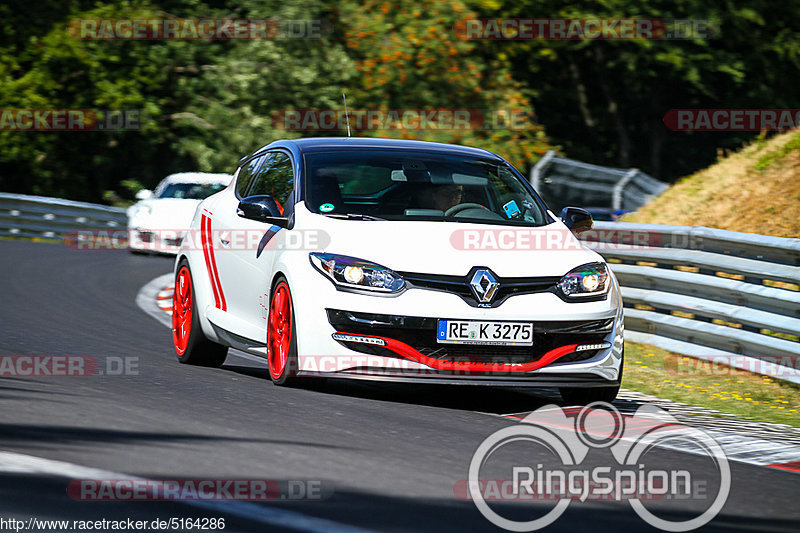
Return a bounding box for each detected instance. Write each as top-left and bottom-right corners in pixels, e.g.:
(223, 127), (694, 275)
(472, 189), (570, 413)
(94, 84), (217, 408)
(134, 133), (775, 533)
(342, 91), (351, 137)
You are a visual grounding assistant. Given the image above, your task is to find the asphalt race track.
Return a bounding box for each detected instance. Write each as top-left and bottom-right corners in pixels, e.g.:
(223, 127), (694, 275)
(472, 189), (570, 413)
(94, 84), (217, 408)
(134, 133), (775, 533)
(1, 239), (799, 532)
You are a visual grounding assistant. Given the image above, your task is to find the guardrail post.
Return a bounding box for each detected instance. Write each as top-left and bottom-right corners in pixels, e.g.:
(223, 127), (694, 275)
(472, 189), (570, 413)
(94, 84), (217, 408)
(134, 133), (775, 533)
(612, 169), (640, 211)
(529, 150), (555, 191)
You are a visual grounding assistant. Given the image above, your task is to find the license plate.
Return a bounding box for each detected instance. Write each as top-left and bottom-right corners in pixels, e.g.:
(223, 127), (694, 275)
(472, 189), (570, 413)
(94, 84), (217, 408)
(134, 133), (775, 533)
(436, 320), (533, 346)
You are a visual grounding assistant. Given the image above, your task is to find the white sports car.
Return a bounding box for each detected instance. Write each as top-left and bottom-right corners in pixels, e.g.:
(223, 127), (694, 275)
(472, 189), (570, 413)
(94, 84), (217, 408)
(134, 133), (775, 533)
(128, 172), (232, 254)
(171, 138), (624, 403)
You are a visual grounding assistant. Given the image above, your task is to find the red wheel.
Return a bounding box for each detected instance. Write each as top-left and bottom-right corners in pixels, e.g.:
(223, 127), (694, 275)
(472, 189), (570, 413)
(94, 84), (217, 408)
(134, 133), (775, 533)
(172, 266), (193, 356)
(172, 259), (228, 367)
(267, 277), (298, 385)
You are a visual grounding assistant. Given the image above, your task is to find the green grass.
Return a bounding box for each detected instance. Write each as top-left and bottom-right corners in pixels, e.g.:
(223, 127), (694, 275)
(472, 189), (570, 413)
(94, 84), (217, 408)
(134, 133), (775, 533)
(621, 128), (800, 238)
(755, 132), (800, 171)
(623, 342), (800, 427)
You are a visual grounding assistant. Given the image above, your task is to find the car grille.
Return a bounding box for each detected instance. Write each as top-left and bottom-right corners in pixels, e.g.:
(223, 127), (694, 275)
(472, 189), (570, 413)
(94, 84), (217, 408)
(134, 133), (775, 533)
(327, 309), (612, 366)
(396, 270), (561, 307)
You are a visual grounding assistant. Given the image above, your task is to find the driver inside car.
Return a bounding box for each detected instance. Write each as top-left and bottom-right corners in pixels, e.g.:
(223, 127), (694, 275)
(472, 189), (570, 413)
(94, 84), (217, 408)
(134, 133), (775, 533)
(430, 184), (464, 212)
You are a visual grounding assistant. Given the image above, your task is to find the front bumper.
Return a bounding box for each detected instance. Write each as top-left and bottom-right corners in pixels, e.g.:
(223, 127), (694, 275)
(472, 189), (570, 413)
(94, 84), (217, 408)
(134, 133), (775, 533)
(287, 257), (624, 386)
(128, 227), (183, 254)
(293, 307), (622, 386)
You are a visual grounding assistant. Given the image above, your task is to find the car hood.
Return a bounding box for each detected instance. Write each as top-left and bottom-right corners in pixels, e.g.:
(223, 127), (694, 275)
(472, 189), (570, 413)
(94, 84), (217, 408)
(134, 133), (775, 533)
(297, 212), (602, 278)
(129, 199), (201, 228)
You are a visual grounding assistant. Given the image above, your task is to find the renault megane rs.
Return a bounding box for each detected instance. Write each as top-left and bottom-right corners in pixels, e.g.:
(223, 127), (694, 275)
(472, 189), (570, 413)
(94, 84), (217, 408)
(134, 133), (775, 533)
(171, 138), (624, 404)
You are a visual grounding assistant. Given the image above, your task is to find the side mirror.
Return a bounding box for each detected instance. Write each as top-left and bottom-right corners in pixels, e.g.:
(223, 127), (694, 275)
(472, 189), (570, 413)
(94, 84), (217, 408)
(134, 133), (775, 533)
(559, 206), (593, 233)
(135, 189), (153, 200)
(237, 195), (288, 227)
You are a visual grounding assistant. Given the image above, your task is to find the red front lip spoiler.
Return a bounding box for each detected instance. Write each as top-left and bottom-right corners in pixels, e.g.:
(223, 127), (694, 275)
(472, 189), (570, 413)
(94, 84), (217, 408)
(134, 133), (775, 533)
(336, 332), (578, 373)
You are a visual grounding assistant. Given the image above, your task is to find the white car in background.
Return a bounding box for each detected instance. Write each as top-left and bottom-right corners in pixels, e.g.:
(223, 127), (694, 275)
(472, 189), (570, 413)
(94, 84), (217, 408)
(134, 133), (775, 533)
(128, 172), (232, 254)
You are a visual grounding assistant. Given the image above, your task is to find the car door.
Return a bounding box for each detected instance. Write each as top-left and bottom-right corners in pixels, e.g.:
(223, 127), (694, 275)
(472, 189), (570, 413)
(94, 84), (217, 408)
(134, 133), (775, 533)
(208, 152), (270, 341)
(213, 151), (295, 343)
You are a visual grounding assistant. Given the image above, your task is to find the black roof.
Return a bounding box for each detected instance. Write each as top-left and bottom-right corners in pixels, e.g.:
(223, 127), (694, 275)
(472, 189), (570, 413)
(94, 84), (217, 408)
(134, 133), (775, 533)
(260, 137), (503, 159)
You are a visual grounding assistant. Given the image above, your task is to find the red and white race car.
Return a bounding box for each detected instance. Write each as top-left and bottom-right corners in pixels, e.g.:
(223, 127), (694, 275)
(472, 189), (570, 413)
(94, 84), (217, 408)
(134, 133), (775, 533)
(171, 138), (623, 403)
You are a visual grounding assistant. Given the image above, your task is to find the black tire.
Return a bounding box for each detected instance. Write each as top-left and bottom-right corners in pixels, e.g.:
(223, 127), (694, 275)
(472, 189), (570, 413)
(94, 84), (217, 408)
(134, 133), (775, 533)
(173, 259), (228, 367)
(266, 276), (301, 386)
(559, 348), (623, 405)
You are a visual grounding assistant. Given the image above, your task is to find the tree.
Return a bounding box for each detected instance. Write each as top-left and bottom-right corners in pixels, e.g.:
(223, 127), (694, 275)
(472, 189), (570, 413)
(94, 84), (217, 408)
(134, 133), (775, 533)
(335, 0), (552, 171)
(474, 0), (800, 179)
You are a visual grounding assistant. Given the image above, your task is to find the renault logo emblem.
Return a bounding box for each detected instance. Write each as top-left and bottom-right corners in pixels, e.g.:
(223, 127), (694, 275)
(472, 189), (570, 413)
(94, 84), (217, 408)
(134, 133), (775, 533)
(469, 269), (499, 304)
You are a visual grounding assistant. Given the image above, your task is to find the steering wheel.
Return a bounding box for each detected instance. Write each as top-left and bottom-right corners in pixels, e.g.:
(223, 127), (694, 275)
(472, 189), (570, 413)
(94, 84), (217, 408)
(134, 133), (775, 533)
(444, 203), (489, 217)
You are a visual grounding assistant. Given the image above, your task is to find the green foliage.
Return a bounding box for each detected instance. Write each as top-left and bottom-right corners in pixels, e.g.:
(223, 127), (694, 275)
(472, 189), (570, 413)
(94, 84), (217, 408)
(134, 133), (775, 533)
(172, 0), (356, 171)
(0, 0), (798, 201)
(473, 0), (800, 179)
(337, 0), (552, 169)
(0, 1), (212, 200)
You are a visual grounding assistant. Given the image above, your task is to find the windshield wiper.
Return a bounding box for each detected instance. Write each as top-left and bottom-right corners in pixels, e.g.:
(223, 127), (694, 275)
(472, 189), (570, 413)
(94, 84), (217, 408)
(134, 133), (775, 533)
(323, 213), (386, 221)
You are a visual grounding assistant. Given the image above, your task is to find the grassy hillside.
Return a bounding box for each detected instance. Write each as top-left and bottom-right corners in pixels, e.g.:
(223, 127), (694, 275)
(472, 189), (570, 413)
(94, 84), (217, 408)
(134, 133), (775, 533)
(623, 129), (800, 238)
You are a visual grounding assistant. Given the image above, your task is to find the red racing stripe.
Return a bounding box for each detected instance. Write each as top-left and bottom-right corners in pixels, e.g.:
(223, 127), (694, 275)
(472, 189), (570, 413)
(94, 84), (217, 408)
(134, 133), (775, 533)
(200, 215), (221, 310)
(204, 215), (226, 312)
(338, 332), (578, 373)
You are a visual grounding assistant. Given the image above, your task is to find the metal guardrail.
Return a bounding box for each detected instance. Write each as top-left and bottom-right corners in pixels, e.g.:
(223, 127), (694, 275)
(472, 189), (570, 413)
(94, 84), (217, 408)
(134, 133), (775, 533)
(1, 193), (797, 381)
(531, 151), (669, 211)
(0, 193), (127, 239)
(585, 221), (800, 383)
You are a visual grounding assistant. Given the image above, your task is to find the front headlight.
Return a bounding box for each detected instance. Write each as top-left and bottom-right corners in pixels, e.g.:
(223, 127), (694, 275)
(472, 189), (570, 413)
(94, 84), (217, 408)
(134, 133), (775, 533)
(557, 262), (609, 299)
(309, 253), (405, 293)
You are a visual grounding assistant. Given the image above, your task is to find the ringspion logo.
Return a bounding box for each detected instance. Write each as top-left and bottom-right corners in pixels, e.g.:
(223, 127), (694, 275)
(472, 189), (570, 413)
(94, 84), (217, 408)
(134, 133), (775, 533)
(467, 403), (730, 531)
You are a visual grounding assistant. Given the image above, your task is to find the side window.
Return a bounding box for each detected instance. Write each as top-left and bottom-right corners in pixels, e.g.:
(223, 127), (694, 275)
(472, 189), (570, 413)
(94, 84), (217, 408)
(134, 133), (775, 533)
(249, 152), (294, 214)
(236, 153), (267, 198)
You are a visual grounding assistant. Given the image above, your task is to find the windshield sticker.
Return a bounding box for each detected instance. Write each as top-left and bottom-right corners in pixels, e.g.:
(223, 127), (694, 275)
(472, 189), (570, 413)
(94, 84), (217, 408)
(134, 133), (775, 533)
(390, 170), (407, 181)
(502, 200), (521, 219)
(319, 203), (335, 213)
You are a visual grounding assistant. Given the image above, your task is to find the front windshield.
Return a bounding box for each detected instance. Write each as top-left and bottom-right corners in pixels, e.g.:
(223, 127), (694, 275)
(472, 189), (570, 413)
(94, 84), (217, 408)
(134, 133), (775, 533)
(157, 182), (226, 200)
(303, 150), (550, 226)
